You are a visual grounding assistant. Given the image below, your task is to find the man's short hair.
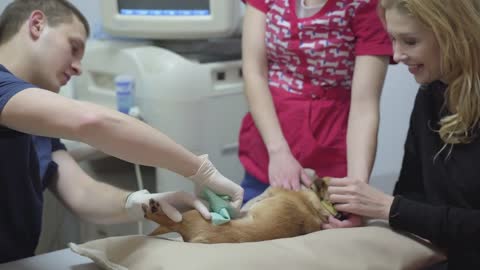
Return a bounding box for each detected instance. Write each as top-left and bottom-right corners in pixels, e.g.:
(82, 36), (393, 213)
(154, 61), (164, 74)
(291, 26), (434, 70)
(0, 0), (90, 45)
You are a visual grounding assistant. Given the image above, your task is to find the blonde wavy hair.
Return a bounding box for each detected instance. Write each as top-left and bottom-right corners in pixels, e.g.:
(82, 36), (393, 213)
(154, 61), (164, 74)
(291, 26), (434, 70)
(380, 0), (480, 144)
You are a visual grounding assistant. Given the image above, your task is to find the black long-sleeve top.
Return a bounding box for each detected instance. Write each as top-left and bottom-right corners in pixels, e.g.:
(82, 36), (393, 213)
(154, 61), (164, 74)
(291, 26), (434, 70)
(389, 81), (480, 269)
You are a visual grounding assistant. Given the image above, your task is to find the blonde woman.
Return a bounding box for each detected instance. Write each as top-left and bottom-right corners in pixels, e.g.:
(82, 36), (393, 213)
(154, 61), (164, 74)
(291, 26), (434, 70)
(325, 0), (480, 268)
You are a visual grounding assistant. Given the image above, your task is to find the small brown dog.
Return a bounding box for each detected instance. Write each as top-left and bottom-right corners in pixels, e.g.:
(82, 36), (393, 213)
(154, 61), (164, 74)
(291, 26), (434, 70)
(142, 171), (338, 243)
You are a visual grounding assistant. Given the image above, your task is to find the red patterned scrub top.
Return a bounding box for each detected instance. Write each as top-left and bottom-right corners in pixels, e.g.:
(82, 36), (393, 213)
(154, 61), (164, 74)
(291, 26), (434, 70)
(239, 0), (392, 183)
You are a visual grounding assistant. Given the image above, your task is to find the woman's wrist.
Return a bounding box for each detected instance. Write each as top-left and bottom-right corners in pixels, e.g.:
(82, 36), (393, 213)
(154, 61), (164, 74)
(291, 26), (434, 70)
(381, 195), (395, 220)
(266, 140), (290, 156)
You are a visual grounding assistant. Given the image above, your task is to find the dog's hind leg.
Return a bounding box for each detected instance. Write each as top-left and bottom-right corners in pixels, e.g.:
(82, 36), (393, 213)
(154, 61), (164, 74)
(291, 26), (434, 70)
(149, 225), (173, 236)
(142, 204), (178, 236)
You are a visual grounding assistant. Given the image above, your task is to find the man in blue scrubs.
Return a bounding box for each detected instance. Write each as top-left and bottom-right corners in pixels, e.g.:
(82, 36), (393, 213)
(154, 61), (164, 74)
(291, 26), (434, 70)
(0, 0), (243, 263)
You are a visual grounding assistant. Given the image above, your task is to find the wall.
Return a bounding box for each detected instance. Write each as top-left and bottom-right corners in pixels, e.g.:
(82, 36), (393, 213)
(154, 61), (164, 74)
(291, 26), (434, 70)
(371, 65), (418, 192)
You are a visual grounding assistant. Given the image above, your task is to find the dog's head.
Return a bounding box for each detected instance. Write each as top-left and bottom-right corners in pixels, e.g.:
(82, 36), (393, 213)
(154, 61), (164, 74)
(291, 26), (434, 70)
(303, 169), (328, 197)
(303, 169), (339, 219)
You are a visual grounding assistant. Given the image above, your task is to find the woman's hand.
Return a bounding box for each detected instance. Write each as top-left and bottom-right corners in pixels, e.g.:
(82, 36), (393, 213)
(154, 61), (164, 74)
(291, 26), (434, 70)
(326, 177), (394, 220)
(126, 190), (211, 222)
(322, 214), (363, 229)
(268, 149), (312, 190)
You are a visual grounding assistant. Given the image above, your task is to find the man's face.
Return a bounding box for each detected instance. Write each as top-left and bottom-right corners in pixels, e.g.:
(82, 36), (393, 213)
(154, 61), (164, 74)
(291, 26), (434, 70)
(385, 8), (442, 84)
(31, 15), (87, 92)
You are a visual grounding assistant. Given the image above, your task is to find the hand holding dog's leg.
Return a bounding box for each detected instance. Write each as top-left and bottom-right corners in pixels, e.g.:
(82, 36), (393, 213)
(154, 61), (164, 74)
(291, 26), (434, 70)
(189, 155), (244, 211)
(125, 190), (211, 223)
(326, 177), (394, 220)
(322, 214), (363, 229)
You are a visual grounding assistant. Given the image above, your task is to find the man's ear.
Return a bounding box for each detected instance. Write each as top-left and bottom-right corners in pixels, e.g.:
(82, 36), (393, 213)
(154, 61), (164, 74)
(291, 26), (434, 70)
(28, 10), (47, 40)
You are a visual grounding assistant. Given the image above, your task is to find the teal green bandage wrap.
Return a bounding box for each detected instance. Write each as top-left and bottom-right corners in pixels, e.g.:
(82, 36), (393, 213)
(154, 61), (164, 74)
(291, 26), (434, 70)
(202, 188), (235, 225)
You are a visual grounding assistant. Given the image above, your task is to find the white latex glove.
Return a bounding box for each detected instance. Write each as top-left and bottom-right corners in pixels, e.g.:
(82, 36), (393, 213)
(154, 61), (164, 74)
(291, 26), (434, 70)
(125, 190), (211, 222)
(189, 155), (244, 211)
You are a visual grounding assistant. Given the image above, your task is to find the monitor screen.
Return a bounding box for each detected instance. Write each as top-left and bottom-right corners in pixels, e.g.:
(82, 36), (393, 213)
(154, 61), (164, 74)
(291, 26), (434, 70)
(117, 0), (211, 16)
(101, 0), (241, 40)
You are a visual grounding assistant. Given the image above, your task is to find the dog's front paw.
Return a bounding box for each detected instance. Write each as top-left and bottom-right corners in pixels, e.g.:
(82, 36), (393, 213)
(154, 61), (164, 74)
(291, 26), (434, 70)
(141, 199), (166, 222)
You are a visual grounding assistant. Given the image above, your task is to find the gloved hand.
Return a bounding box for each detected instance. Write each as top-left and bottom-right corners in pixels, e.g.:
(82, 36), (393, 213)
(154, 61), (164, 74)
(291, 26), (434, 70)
(188, 155), (244, 211)
(125, 189), (211, 222)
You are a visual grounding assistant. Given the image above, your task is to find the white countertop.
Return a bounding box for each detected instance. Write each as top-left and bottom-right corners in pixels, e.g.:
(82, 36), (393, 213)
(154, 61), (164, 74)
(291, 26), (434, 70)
(0, 249), (100, 270)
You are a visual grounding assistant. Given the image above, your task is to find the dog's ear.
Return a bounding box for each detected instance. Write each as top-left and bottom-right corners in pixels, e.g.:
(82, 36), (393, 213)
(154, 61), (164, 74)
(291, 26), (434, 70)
(320, 176), (331, 186)
(303, 168), (319, 181)
(303, 168), (320, 191)
(312, 176), (329, 189)
(314, 177), (331, 199)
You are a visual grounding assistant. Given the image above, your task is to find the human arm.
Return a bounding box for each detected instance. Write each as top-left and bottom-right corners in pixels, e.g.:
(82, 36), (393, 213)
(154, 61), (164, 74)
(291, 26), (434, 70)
(0, 88), (243, 208)
(327, 104), (480, 250)
(347, 0), (392, 182)
(317, 174), (480, 250)
(347, 55), (389, 182)
(242, 4), (310, 190)
(325, 92), (421, 221)
(388, 108), (480, 249)
(389, 197), (480, 250)
(49, 149), (210, 224)
(323, 0), (392, 228)
(322, 56), (388, 229)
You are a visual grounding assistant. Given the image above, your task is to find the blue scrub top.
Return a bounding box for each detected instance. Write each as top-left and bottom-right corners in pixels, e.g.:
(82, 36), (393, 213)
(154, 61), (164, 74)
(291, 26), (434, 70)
(0, 65), (66, 263)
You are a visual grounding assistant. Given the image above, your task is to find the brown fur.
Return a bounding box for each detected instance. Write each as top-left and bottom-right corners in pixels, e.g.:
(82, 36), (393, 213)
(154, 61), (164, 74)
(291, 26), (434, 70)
(143, 174), (335, 244)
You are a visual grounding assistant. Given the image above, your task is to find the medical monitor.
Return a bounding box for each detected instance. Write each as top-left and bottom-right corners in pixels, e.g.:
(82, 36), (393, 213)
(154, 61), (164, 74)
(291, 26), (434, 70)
(101, 0), (242, 40)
